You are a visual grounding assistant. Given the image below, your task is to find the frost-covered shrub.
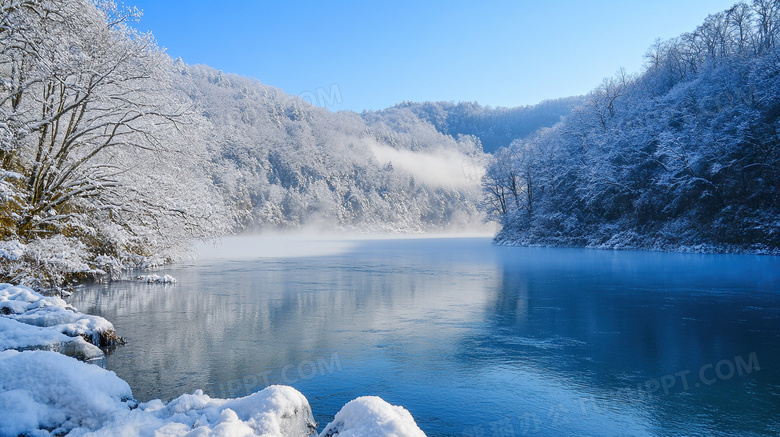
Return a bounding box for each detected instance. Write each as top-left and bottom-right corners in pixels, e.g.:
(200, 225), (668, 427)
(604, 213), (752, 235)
(0, 236), (102, 290)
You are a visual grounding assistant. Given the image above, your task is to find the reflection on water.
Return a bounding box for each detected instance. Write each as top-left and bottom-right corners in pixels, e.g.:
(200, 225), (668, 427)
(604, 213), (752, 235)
(70, 236), (780, 436)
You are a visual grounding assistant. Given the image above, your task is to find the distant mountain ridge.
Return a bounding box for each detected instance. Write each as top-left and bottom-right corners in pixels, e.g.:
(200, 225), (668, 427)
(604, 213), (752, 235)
(380, 98), (583, 153)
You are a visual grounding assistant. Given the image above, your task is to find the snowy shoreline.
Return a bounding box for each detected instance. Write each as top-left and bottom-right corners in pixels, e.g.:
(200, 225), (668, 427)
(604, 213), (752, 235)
(0, 284), (426, 437)
(493, 230), (780, 256)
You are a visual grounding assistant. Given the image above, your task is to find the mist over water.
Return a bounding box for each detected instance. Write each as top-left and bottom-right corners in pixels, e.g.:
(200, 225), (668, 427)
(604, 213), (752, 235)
(194, 232), (496, 260)
(71, 236), (780, 436)
(369, 143), (484, 189)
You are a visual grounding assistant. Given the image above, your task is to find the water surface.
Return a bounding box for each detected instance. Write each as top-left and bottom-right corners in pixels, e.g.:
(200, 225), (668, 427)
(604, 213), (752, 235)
(71, 236), (780, 436)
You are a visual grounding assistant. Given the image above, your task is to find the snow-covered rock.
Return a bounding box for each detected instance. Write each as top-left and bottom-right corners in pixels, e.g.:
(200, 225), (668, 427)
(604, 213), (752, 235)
(0, 316), (104, 362)
(0, 284), (122, 350)
(319, 396), (426, 437)
(136, 274), (177, 284)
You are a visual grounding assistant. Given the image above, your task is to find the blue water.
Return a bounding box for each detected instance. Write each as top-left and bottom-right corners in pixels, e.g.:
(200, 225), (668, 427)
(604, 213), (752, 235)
(70, 236), (780, 436)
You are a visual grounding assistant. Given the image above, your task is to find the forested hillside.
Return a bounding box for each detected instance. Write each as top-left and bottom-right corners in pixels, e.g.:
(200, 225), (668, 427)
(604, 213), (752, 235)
(483, 1), (780, 253)
(177, 64), (486, 233)
(386, 98), (582, 153)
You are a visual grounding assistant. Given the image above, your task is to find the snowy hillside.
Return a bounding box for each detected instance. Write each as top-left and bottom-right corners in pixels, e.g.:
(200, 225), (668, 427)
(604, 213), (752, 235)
(177, 64), (488, 233)
(483, 2), (780, 254)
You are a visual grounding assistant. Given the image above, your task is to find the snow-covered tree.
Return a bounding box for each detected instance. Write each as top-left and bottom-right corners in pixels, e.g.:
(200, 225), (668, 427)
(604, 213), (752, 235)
(0, 0), (229, 287)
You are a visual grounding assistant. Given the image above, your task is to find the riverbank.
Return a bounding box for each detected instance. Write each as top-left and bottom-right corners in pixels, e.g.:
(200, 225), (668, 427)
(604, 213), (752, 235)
(0, 283), (426, 436)
(493, 228), (780, 255)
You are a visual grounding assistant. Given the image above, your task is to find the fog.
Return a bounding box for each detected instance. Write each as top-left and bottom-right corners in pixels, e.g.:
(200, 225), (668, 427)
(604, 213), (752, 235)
(369, 143), (484, 189)
(195, 232), (496, 261)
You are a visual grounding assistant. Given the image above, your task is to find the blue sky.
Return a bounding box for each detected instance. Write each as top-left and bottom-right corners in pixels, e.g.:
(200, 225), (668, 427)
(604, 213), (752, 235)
(128, 0), (739, 112)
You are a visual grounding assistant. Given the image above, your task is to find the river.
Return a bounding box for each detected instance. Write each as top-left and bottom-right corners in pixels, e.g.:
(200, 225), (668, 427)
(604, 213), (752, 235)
(70, 235), (780, 436)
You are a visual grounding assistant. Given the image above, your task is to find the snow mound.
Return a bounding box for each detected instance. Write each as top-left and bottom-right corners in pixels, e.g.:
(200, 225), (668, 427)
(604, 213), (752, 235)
(136, 274), (177, 284)
(0, 284), (122, 349)
(0, 350), (134, 436)
(319, 396), (426, 437)
(0, 316), (104, 362)
(0, 350), (318, 437)
(68, 386), (316, 437)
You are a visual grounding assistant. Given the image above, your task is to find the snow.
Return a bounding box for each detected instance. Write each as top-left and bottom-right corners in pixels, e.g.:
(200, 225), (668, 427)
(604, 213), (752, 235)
(0, 171), (22, 203)
(0, 239), (24, 261)
(66, 385), (317, 437)
(0, 284), (119, 349)
(0, 350), (317, 437)
(2, 236), (106, 289)
(0, 316), (104, 362)
(319, 396), (426, 437)
(0, 350), (133, 436)
(0, 171), (23, 179)
(136, 274), (177, 284)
